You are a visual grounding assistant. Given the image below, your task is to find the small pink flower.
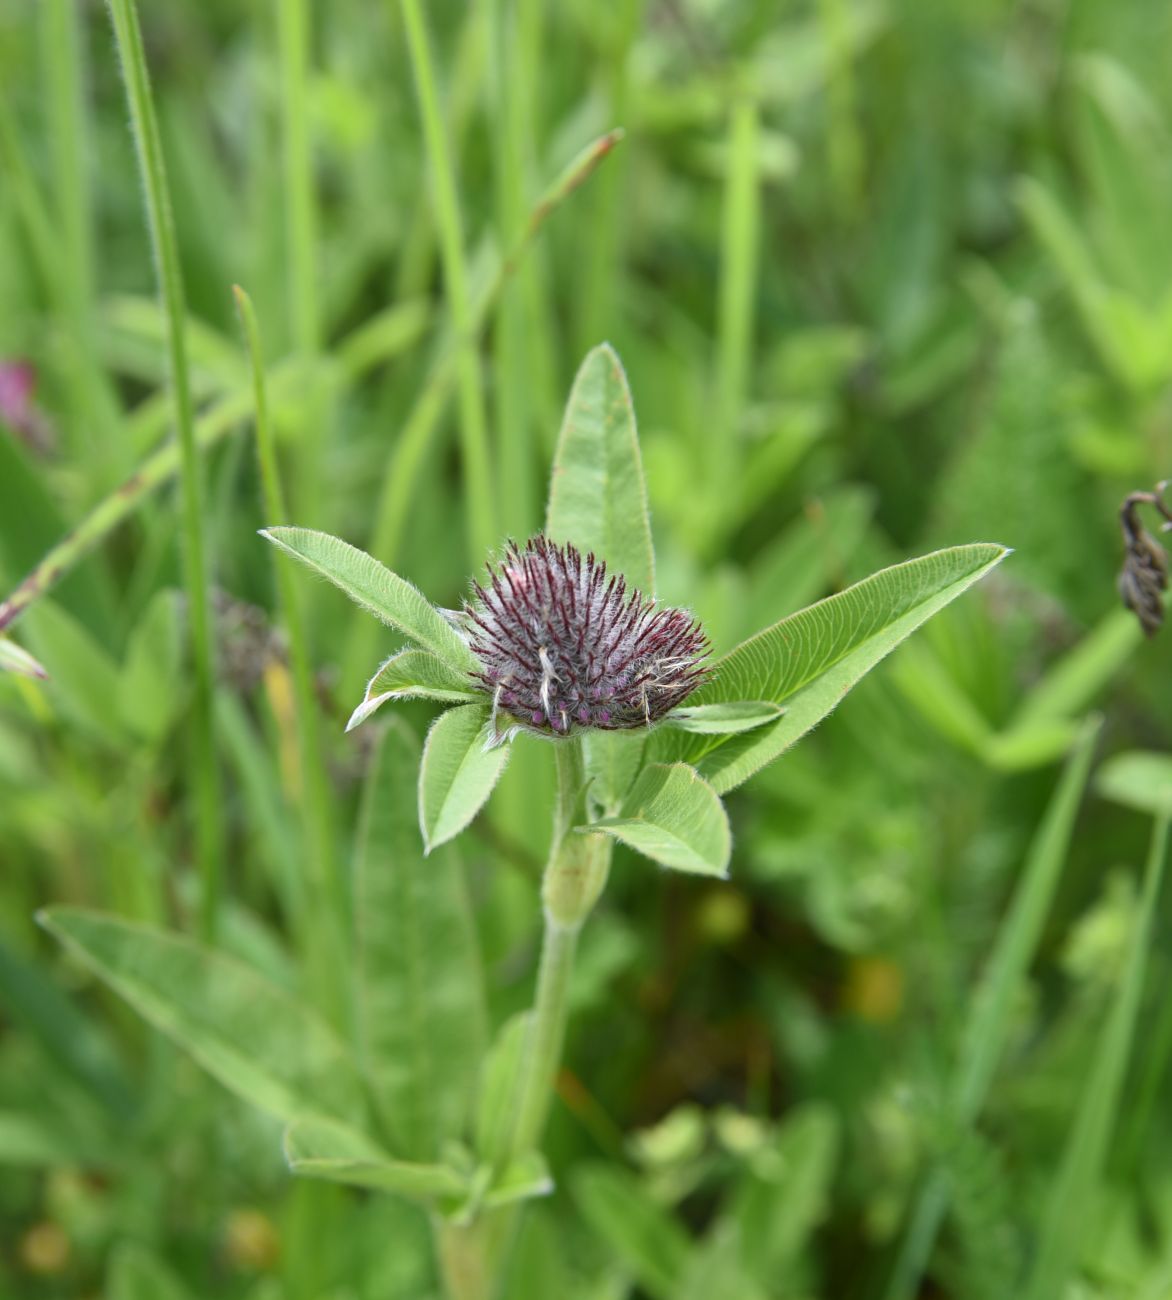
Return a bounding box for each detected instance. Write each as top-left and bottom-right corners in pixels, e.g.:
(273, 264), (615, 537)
(0, 360), (55, 454)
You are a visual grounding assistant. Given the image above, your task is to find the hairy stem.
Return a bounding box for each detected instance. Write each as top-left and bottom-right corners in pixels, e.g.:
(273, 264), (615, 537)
(509, 738), (610, 1158)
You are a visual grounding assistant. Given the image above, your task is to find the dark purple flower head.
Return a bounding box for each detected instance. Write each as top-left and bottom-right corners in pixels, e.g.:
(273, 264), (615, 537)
(464, 536), (709, 738)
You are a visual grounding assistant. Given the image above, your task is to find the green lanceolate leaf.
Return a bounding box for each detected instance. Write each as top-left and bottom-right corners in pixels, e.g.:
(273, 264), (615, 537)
(418, 704), (510, 852)
(884, 716), (1102, 1300)
(283, 1116), (468, 1202)
(666, 700), (784, 734)
(546, 343), (655, 595)
(358, 723), (488, 1162)
(260, 526), (475, 672)
(38, 908), (365, 1125)
(347, 648), (479, 731)
(586, 763), (731, 877)
(657, 544), (1008, 793)
(1096, 750), (1172, 818)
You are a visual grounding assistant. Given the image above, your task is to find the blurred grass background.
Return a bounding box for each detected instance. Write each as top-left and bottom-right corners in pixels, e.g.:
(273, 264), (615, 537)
(3, 0), (1172, 1296)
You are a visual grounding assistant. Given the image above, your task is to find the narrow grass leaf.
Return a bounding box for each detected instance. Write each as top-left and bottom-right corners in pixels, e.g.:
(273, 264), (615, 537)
(0, 302), (427, 635)
(418, 704), (510, 853)
(1095, 750), (1172, 818)
(1011, 608), (1141, 730)
(885, 715), (1101, 1300)
(105, 0), (220, 940)
(1024, 814), (1170, 1300)
(666, 701), (784, 734)
(358, 722), (488, 1161)
(572, 1162), (694, 1300)
(260, 526), (474, 672)
(546, 343), (655, 595)
(587, 763), (731, 877)
(347, 648), (479, 732)
(659, 544), (1008, 793)
(38, 908), (365, 1125)
(283, 1116), (467, 1201)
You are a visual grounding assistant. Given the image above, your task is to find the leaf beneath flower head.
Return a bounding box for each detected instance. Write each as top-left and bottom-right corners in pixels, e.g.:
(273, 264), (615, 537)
(347, 648), (480, 731)
(665, 700), (783, 734)
(585, 763), (731, 877)
(418, 704), (511, 852)
(653, 544), (1009, 793)
(260, 526), (475, 672)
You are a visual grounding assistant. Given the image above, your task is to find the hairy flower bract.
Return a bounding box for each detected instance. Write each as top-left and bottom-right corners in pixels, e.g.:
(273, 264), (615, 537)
(465, 536), (708, 737)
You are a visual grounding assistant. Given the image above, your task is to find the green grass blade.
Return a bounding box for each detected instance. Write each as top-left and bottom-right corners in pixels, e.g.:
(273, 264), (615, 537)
(398, 0), (495, 567)
(276, 0), (318, 355)
(884, 714), (1101, 1300)
(105, 0), (221, 941)
(711, 96), (760, 525)
(344, 129), (625, 688)
(1024, 813), (1170, 1300)
(0, 302), (428, 635)
(234, 286), (347, 1030)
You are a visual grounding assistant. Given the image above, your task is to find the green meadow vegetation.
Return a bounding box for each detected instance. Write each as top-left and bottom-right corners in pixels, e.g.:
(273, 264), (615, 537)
(2, 1), (1172, 1297)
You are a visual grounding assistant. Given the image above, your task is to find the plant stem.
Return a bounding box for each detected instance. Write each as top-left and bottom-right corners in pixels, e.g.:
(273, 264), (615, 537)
(0, 300), (429, 636)
(710, 92), (760, 546)
(508, 738), (610, 1160)
(233, 286), (349, 1032)
(277, 0), (317, 355)
(106, 0), (222, 942)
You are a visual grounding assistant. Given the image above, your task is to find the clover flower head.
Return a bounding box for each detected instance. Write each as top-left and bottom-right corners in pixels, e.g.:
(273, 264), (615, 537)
(464, 536), (709, 738)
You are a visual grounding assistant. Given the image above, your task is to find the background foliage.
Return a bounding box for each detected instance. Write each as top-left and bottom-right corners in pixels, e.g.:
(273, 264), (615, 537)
(2, 0), (1172, 1296)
